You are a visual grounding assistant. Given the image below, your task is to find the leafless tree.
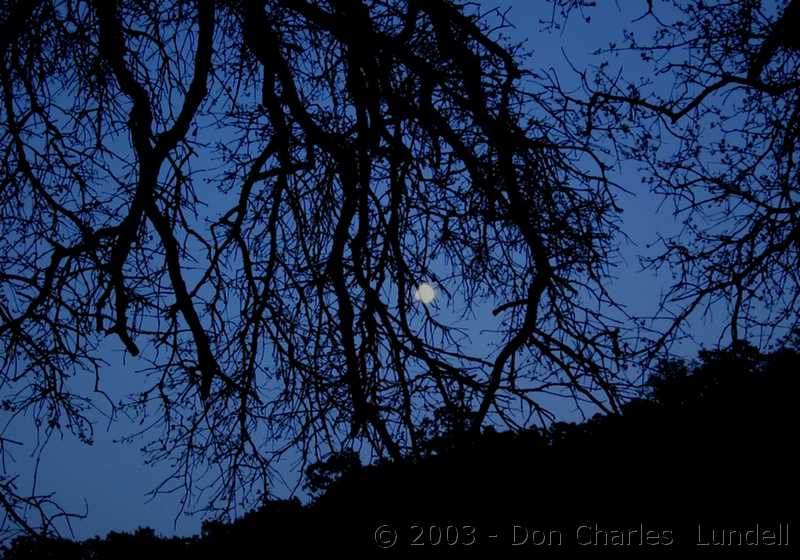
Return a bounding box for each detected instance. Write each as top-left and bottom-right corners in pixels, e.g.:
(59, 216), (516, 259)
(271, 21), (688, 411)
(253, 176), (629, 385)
(0, 0), (630, 534)
(552, 0), (800, 353)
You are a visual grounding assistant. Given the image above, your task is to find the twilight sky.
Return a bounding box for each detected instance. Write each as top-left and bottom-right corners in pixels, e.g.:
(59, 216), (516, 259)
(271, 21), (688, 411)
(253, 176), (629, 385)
(2, 0), (726, 541)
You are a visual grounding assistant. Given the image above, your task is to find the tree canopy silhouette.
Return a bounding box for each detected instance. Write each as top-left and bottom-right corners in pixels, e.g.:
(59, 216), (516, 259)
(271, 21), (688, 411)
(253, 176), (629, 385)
(0, 0), (628, 536)
(2, 339), (796, 555)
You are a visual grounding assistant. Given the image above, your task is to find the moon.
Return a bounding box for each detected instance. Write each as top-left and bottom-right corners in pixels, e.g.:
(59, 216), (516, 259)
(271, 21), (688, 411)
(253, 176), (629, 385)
(414, 282), (436, 305)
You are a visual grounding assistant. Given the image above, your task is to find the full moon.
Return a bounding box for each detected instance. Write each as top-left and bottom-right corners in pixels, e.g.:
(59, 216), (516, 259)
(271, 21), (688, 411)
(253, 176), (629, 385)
(414, 282), (436, 305)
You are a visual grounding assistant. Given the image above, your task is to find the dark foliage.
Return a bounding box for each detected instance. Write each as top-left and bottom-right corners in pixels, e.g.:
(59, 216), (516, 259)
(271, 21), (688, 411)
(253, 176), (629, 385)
(3, 341), (796, 555)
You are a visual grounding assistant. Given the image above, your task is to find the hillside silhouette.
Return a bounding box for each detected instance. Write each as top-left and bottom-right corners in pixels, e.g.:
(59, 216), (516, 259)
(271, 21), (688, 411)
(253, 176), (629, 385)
(3, 340), (797, 556)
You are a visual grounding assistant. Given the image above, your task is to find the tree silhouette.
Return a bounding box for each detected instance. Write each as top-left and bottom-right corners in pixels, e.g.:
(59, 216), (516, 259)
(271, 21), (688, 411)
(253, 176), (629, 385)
(748, 0), (800, 79)
(554, 0), (800, 352)
(0, 0), (630, 535)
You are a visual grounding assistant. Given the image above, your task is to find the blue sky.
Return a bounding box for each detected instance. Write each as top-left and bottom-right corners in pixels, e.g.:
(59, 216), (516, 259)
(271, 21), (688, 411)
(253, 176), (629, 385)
(2, 0), (728, 542)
